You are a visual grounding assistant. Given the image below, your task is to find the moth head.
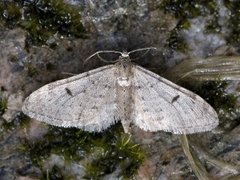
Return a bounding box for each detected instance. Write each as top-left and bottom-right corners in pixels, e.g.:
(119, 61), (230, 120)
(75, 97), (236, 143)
(119, 51), (131, 63)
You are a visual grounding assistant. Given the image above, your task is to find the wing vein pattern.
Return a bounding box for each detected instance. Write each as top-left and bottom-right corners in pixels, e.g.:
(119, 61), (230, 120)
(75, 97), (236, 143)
(132, 65), (218, 134)
(22, 65), (119, 132)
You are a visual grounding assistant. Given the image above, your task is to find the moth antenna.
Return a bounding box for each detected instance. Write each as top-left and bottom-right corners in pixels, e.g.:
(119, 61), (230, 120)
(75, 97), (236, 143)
(84, 50), (122, 65)
(96, 53), (119, 63)
(128, 47), (158, 61)
(128, 47), (158, 55)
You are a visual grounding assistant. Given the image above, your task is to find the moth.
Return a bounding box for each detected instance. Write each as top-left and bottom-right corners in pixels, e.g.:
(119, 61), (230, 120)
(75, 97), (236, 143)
(22, 48), (219, 134)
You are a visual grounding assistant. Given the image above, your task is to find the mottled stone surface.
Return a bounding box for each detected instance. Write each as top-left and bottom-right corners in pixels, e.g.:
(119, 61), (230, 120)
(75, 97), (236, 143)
(0, 0), (240, 179)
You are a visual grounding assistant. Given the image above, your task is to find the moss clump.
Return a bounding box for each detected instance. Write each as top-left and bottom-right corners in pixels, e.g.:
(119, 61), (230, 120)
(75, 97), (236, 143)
(165, 27), (189, 52)
(193, 81), (237, 111)
(160, 1), (217, 19)
(0, 97), (7, 115)
(159, 1), (218, 52)
(1, 113), (31, 132)
(27, 64), (39, 77)
(22, 126), (93, 167)
(0, 2), (21, 27)
(1, 119), (16, 132)
(84, 133), (145, 179)
(19, 115), (31, 128)
(41, 165), (65, 180)
(21, 124), (146, 179)
(223, 0), (240, 46)
(0, 0), (86, 46)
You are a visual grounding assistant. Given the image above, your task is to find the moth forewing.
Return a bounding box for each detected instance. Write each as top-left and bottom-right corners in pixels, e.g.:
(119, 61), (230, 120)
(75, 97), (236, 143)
(22, 65), (119, 132)
(131, 65), (218, 134)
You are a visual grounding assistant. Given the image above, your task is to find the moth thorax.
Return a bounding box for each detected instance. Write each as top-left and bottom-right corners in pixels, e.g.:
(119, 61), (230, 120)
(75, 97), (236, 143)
(117, 77), (131, 87)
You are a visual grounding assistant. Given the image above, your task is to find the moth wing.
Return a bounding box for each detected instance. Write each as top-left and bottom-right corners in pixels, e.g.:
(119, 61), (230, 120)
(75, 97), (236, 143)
(22, 65), (118, 132)
(132, 65), (219, 134)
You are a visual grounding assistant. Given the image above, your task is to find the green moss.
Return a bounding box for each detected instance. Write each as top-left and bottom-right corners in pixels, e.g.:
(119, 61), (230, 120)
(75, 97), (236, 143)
(19, 115), (31, 128)
(1, 114), (30, 132)
(223, 0), (240, 46)
(160, 1), (218, 52)
(0, 0), (86, 46)
(1, 120), (16, 132)
(0, 2), (21, 27)
(160, 1), (217, 19)
(26, 62), (56, 77)
(1, 111), (31, 133)
(204, 15), (221, 34)
(0, 97), (7, 115)
(27, 64), (39, 77)
(194, 81), (236, 111)
(21, 126), (90, 167)
(21, 124), (146, 179)
(41, 165), (65, 180)
(84, 132), (145, 179)
(165, 27), (189, 52)
(115, 134), (146, 178)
